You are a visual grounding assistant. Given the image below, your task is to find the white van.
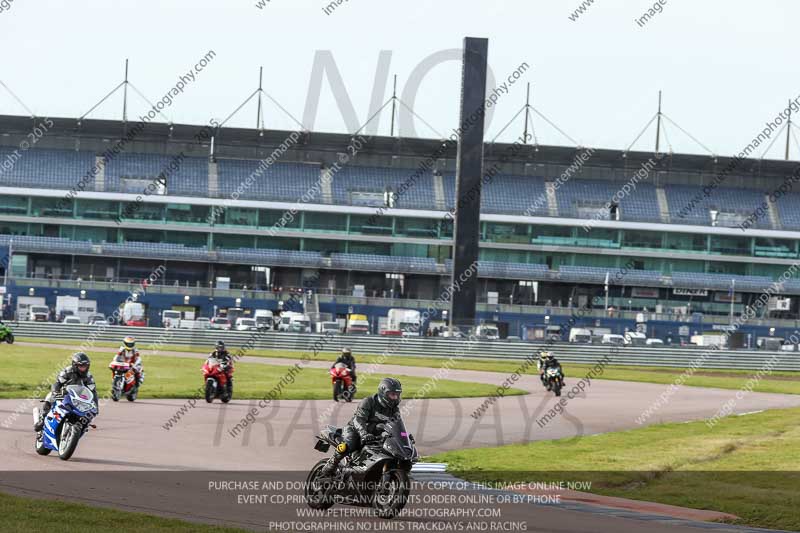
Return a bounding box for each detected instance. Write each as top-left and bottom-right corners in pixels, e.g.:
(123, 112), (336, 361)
(601, 334), (625, 346)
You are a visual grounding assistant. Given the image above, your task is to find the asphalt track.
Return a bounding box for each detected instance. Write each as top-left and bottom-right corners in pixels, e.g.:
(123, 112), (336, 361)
(2, 342), (799, 532)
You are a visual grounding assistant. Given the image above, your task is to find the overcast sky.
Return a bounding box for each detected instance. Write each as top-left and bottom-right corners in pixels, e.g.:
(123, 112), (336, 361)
(1, 0), (797, 159)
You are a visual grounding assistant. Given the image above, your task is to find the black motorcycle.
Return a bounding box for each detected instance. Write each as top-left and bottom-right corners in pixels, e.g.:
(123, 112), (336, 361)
(305, 416), (418, 519)
(543, 364), (565, 396)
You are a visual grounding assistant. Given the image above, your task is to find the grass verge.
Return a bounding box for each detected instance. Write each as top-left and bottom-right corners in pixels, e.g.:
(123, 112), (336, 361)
(15, 336), (800, 394)
(430, 407), (800, 531)
(0, 491), (249, 533)
(0, 344), (524, 401)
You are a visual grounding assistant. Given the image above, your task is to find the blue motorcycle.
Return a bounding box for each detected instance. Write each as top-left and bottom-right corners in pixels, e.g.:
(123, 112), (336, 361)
(34, 384), (98, 460)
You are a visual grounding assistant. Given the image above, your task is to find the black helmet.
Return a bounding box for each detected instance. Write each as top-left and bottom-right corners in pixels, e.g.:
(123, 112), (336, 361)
(377, 377), (402, 409)
(216, 340), (225, 351)
(71, 352), (91, 376)
(341, 347), (352, 358)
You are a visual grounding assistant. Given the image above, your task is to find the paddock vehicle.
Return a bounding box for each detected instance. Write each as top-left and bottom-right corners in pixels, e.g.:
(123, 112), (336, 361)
(0, 322), (13, 344)
(543, 364), (565, 397)
(305, 416), (418, 519)
(109, 360), (139, 402)
(33, 384), (97, 461)
(330, 362), (355, 402)
(202, 357), (233, 403)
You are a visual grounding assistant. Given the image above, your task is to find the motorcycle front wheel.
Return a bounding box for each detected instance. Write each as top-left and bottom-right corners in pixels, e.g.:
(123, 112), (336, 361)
(5, 332), (13, 344)
(372, 468), (410, 519)
(333, 380), (342, 402)
(205, 380), (215, 403)
(304, 459), (336, 510)
(58, 422), (80, 461)
(34, 433), (51, 455)
(111, 376), (123, 401)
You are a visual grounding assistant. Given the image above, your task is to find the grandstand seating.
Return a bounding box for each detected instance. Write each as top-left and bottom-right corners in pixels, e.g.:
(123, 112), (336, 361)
(664, 185), (769, 228)
(775, 193), (800, 230)
(332, 166), (436, 209)
(556, 181), (661, 223)
(1, 149), (797, 232)
(217, 248), (325, 268)
(104, 153), (209, 196)
(330, 253), (437, 274)
(216, 160), (322, 202)
(0, 148), (96, 190)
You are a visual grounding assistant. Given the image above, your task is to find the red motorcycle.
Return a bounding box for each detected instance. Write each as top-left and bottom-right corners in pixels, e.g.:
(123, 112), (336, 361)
(109, 360), (138, 402)
(330, 362), (356, 402)
(202, 357), (233, 403)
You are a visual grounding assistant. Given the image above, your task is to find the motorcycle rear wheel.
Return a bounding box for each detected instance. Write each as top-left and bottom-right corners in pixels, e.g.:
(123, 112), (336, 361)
(304, 459), (336, 510)
(126, 386), (138, 402)
(372, 469), (410, 519)
(5, 332), (13, 344)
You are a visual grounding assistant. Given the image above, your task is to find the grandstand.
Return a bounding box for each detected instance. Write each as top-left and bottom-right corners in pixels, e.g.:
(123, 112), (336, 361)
(1, 114), (800, 339)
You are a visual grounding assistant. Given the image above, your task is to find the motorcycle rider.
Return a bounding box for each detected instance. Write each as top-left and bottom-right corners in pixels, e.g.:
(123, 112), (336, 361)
(537, 350), (562, 385)
(34, 352), (98, 431)
(111, 336), (144, 387)
(209, 340), (234, 390)
(320, 377), (403, 477)
(331, 347), (357, 384)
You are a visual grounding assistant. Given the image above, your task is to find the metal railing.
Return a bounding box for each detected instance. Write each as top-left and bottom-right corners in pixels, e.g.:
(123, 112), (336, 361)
(11, 322), (800, 372)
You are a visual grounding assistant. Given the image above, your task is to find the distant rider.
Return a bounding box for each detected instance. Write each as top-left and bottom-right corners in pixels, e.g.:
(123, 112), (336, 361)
(320, 377), (403, 476)
(111, 336), (144, 387)
(34, 352), (98, 431)
(210, 340), (234, 388)
(331, 347), (357, 384)
(537, 350), (562, 385)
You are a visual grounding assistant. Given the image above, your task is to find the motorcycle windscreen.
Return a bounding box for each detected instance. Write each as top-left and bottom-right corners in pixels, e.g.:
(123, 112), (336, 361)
(65, 385), (96, 415)
(381, 418), (415, 461)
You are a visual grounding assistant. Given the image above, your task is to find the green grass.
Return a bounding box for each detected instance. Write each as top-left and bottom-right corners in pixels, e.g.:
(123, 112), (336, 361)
(19, 337), (800, 395)
(0, 344), (524, 401)
(430, 407), (800, 531)
(0, 491), (250, 533)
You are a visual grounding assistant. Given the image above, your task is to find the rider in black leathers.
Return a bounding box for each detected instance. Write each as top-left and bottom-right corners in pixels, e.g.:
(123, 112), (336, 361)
(34, 352), (98, 431)
(320, 377), (402, 476)
(331, 347), (357, 384)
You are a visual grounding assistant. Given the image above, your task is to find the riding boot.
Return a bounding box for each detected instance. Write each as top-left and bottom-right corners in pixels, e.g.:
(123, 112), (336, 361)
(320, 448), (346, 476)
(34, 401), (52, 431)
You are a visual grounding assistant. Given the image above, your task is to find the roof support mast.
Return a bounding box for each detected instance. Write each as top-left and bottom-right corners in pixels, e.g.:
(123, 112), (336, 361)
(523, 83), (531, 144)
(655, 90), (662, 154)
(786, 99), (792, 160)
(122, 59), (129, 123)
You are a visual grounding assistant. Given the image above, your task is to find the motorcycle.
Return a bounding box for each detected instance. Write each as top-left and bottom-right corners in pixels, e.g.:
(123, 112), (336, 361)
(33, 384), (97, 461)
(0, 322), (13, 344)
(330, 362), (356, 402)
(305, 415), (418, 519)
(202, 357), (233, 403)
(543, 365), (565, 396)
(109, 360), (139, 402)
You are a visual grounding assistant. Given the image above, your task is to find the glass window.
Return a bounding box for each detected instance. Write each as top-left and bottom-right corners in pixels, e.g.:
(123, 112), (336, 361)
(485, 222), (528, 244)
(166, 203), (210, 224)
(258, 209), (300, 230)
(0, 195), (27, 215)
(214, 233), (255, 249)
(222, 207), (258, 227)
(121, 201), (164, 222)
(76, 199), (118, 220)
(31, 197), (71, 217)
(349, 214), (392, 236)
(165, 231), (208, 247)
(305, 212), (346, 232)
(396, 217), (439, 239)
(74, 226), (118, 243)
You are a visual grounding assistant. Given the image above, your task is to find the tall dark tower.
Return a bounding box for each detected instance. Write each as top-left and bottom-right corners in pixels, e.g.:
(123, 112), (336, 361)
(449, 37), (488, 330)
